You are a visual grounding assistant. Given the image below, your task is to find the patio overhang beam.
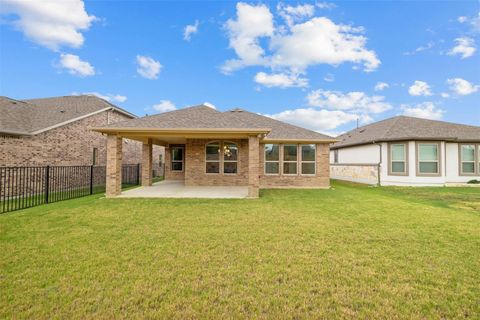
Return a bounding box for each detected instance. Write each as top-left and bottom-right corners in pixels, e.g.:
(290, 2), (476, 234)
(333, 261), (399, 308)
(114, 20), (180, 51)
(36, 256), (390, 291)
(92, 127), (271, 140)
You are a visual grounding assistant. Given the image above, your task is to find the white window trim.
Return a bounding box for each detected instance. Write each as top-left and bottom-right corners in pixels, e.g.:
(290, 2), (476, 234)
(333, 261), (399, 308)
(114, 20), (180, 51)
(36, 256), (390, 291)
(223, 141), (239, 175)
(264, 143), (280, 175)
(416, 142), (441, 176)
(171, 146), (184, 172)
(459, 144), (477, 176)
(205, 141), (221, 175)
(300, 144), (316, 176)
(283, 144), (298, 176)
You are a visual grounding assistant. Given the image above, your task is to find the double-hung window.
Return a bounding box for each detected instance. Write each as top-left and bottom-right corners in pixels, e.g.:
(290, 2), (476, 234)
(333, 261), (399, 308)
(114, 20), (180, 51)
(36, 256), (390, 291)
(223, 142), (238, 174)
(301, 144), (316, 175)
(460, 144), (475, 175)
(389, 143), (407, 175)
(206, 142), (220, 174)
(264, 144), (280, 174)
(171, 146), (184, 171)
(283, 144), (298, 175)
(417, 142), (440, 175)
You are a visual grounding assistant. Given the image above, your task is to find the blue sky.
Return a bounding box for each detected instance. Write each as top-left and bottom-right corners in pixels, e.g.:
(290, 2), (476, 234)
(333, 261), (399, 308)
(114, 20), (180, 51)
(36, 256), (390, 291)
(0, 0), (479, 135)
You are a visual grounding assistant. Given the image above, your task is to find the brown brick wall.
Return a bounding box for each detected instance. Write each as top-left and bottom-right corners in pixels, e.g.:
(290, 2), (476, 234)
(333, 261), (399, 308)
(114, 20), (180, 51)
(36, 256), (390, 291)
(0, 110), (164, 169)
(162, 139), (330, 188)
(259, 143), (330, 188)
(184, 139), (249, 186)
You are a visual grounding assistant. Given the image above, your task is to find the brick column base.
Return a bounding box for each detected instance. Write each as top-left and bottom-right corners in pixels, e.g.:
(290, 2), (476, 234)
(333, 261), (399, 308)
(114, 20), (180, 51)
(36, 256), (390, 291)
(106, 134), (122, 197)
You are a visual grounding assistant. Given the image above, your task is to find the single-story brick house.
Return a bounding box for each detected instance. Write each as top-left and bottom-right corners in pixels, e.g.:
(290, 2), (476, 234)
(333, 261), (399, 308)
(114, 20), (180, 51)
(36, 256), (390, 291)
(0, 95), (163, 171)
(93, 104), (337, 198)
(330, 116), (480, 186)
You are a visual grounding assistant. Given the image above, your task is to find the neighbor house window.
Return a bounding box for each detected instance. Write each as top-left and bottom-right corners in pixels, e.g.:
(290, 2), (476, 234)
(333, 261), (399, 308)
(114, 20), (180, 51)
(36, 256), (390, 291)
(223, 142), (238, 174)
(264, 144), (279, 174)
(333, 150), (339, 164)
(389, 143), (407, 175)
(206, 142), (220, 174)
(417, 142), (440, 175)
(171, 146), (184, 172)
(283, 144), (298, 175)
(92, 148), (98, 165)
(460, 144), (475, 175)
(301, 144), (316, 175)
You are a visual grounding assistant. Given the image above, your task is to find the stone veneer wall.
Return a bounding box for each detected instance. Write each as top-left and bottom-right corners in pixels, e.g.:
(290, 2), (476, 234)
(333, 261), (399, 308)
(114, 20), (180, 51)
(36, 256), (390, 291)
(163, 139), (330, 188)
(259, 143), (330, 188)
(330, 164), (379, 185)
(0, 110), (163, 168)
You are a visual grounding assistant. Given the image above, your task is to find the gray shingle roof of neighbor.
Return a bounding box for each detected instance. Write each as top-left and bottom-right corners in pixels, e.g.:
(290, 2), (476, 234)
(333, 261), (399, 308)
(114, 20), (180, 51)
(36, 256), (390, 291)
(100, 104), (336, 141)
(332, 115), (480, 149)
(0, 95), (136, 135)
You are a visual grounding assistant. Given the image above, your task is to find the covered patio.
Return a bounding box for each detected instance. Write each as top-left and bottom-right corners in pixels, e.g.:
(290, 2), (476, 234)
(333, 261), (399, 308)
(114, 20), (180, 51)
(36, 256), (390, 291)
(119, 180), (249, 198)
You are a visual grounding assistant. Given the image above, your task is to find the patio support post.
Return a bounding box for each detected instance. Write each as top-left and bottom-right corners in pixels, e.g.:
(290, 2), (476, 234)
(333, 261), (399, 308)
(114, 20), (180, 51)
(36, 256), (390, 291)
(106, 134), (123, 197)
(248, 135), (260, 198)
(142, 138), (153, 186)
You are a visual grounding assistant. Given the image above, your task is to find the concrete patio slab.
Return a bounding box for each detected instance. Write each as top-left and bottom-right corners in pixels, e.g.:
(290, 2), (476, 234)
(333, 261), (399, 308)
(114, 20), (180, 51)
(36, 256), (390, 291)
(118, 180), (249, 198)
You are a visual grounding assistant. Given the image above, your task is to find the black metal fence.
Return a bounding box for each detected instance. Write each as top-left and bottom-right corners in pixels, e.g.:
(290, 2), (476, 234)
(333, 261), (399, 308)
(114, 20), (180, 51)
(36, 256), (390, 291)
(0, 164), (141, 214)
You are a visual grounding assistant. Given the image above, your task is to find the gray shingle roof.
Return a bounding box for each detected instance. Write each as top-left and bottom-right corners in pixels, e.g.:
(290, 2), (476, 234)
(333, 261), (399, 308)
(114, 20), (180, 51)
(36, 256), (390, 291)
(0, 95), (135, 135)
(332, 116), (480, 149)
(101, 105), (335, 141)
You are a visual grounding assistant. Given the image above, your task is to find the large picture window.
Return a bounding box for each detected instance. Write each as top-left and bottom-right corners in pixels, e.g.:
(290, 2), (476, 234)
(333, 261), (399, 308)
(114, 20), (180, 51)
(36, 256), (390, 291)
(389, 143), (407, 175)
(264, 144), (279, 174)
(460, 144), (475, 175)
(223, 142), (238, 174)
(171, 146), (184, 171)
(417, 142), (440, 175)
(206, 142), (220, 174)
(283, 144), (298, 175)
(301, 144), (316, 175)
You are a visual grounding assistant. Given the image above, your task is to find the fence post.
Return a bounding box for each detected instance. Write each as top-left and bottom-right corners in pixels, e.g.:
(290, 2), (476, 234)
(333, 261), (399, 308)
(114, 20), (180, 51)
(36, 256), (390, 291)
(45, 165), (50, 204)
(136, 163), (140, 185)
(90, 165), (94, 195)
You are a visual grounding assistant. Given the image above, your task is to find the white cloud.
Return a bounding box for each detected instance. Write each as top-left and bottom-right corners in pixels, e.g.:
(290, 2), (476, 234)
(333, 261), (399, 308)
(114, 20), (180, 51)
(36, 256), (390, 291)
(0, 0), (96, 51)
(202, 102), (216, 109)
(222, 3), (379, 76)
(136, 55), (162, 80)
(58, 53), (95, 77)
(316, 2), (337, 9)
(254, 71), (308, 88)
(408, 80), (432, 96)
(153, 100), (176, 113)
(323, 73), (334, 82)
(401, 102), (444, 120)
(447, 78), (479, 95)
(307, 90), (392, 114)
(374, 82), (389, 91)
(73, 92), (127, 103)
(183, 20), (199, 41)
(448, 37), (476, 59)
(277, 3), (315, 27)
(440, 92), (450, 98)
(403, 41), (434, 55)
(266, 108), (361, 131)
(270, 17), (380, 72)
(456, 14), (480, 33)
(222, 2), (274, 73)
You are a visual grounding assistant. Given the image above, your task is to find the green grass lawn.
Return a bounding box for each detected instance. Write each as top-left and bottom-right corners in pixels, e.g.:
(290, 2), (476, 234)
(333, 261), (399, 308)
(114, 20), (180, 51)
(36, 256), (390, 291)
(1, 181), (479, 319)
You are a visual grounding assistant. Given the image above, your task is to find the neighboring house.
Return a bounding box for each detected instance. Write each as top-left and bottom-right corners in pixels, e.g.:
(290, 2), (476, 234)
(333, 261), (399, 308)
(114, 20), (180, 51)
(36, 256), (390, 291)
(330, 116), (480, 186)
(0, 95), (163, 172)
(92, 105), (336, 198)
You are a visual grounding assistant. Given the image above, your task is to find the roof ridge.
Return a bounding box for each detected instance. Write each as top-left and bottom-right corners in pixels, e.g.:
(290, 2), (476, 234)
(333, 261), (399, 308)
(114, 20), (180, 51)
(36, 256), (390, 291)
(383, 116), (404, 139)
